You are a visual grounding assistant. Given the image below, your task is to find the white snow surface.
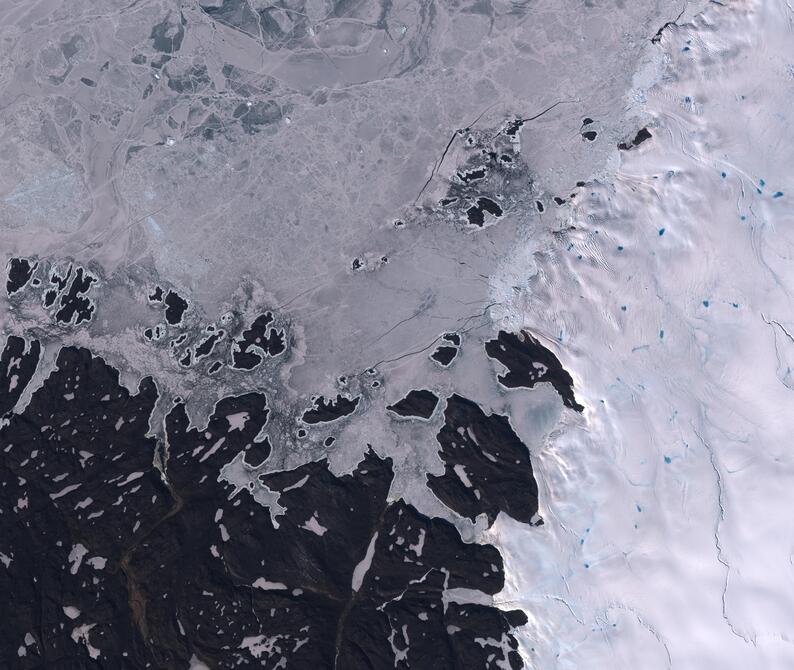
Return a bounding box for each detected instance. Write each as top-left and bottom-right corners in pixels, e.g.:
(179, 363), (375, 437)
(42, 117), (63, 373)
(487, 2), (794, 668)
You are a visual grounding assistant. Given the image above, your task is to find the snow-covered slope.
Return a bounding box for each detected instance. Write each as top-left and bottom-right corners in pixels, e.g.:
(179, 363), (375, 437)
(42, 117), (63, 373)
(489, 1), (794, 667)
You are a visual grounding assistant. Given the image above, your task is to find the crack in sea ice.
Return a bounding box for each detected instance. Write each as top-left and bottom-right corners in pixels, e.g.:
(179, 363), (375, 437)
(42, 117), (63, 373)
(605, 603), (673, 669)
(692, 427), (752, 645)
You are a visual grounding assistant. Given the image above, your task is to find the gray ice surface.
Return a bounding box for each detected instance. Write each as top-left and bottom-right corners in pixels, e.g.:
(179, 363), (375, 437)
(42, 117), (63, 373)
(2, 0), (740, 665)
(0, 0), (701, 446)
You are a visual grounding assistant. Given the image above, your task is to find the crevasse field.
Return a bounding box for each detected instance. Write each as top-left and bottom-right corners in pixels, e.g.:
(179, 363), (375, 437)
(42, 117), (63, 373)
(491, 1), (794, 667)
